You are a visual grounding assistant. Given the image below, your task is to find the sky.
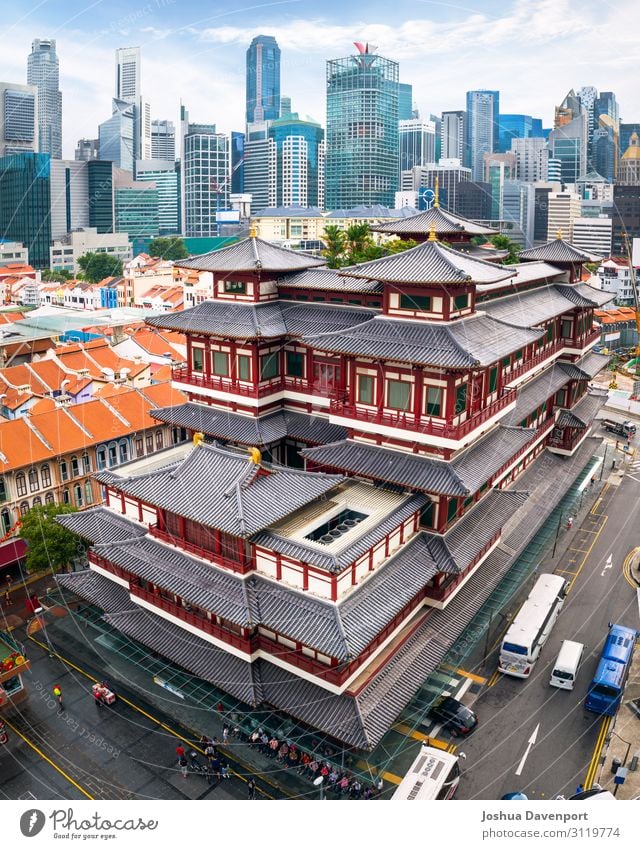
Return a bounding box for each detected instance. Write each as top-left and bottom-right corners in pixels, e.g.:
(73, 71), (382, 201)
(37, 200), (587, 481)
(2, 0), (639, 158)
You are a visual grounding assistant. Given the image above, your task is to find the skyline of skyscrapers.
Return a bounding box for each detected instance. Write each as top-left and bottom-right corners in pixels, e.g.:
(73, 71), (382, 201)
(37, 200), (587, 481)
(27, 38), (62, 159)
(465, 90), (500, 181)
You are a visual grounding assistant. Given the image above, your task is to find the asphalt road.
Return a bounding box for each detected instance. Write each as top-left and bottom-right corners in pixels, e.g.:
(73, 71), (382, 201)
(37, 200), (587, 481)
(457, 467), (640, 800)
(0, 635), (250, 801)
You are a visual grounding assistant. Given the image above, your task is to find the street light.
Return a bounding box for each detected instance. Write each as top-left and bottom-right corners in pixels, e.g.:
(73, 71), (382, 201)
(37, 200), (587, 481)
(313, 774), (324, 800)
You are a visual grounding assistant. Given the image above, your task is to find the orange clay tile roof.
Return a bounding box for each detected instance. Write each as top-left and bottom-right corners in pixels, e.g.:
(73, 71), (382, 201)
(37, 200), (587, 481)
(27, 397), (58, 415)
(55, 341), (146, 380)
(0, 312), (26, 325)
(27, 358), (70, 391)
(594, 307), (637, 324)
(128, 328), (184, 359)
(150, 364), (173, 383)
(0, 364), (49, 394)
(139, 382), (187, 408)
(0, 264), (35, 277)
(0, 418), (53, 472)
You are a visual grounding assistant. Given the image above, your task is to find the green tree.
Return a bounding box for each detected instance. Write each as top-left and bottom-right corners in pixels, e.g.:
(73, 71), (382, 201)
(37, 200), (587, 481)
(490, 234), (521, 265)
(41, 269), (73, 282)
(18, 503), (84, 574)
(77, 252), (124, 283)
(322, 225), (347, 268)
(148, 236), (189, 261)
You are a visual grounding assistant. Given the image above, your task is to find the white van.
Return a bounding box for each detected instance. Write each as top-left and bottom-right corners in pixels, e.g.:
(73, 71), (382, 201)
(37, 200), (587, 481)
(549, 640), (584, 690)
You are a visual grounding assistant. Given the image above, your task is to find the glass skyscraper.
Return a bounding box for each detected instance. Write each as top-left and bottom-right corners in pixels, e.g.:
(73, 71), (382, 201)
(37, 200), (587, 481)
(99, 99), (135, 173)
(135, 160), (179, 234)
(0, 152), (51, 267)
(27, 39), (62, 159)
(181, 106), (230, 237)
(466, 90), (499, 180)
(497, 114), (545, 153)
(246, 35), (281, 123)
(325, 49), (399, 210)
(398, 83), (413, 120)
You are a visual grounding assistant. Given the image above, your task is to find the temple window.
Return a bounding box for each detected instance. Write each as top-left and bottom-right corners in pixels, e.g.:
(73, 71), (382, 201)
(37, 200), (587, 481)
(224, 280), (246, 294)
(488, 367), (498, 394)
(387, 379), (411, 411)
(454, 293), (470, 310)
(425, 386), (443, 417)
(455, 384), (467, 414)
(212, 351), (229, 377)
(286, 351), (305, 378)
(399, 293), (431, 311)
(237, 355), (251, 381)
(260, 352), (280, 380)
(192, 346), (204, 372)
(357, 374), (375, 405)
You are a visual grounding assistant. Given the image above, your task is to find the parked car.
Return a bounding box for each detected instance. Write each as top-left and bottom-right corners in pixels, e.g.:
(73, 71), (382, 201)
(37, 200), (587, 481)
(428, 696), (478, 736)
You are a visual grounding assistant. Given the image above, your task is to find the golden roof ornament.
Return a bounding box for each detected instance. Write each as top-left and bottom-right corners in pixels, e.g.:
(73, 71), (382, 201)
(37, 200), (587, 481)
(249, 225), (257, 238)
(428, 224), (438, 242)
(556, 229), (563, 240)
(193, 432), (204, 447)
(434, 176), (440, 208)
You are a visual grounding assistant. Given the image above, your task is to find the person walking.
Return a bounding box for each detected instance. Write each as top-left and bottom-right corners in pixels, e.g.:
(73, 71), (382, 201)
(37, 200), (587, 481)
(93, 687), (103, 708)
(4, 574), (12, 604)
(247, 778), (256, 800)
(175, 742), (186, 764)
(222, 724), (229, 745)
(179, 755), (188, 779)
(52, 684), (63, 711)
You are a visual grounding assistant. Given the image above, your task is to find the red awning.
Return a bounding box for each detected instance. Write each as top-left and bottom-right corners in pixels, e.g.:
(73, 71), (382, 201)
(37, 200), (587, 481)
(0, 538), (27, 570)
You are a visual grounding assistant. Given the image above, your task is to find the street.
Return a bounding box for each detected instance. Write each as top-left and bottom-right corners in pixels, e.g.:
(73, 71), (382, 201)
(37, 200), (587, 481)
(0, 635), (254, 801)
(456, 458), (640, 800)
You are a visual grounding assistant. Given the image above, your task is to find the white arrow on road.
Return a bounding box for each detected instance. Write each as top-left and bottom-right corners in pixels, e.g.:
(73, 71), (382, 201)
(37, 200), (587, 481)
(601, 554), (613, 576)
(515, 724), (539, 777)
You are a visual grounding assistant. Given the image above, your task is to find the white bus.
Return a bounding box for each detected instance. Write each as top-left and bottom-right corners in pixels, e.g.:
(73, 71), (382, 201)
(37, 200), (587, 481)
(498, 573), (568, 679)
(391, 745), (462, 800)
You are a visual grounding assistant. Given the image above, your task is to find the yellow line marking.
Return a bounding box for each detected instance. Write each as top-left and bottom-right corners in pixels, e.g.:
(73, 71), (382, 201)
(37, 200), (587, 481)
(568, 547), (590, 553)
(556, 569), (578, 576)
(27, 635), (278, 799)
(447, 743), (457, 754)
(566, 515), (608, 593)
(354, 759), (403, 785)
(622, 546), (640, 588)
(3, 716), (94, 800)
(576, 529), (600, 535)
(453, 668), (487, 684)
(487, 670), (500, 687)
(584, 715), (611, 789)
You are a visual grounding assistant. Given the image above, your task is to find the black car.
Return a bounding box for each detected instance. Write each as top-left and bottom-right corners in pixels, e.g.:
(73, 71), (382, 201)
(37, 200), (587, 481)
(428, 696), (478, 736)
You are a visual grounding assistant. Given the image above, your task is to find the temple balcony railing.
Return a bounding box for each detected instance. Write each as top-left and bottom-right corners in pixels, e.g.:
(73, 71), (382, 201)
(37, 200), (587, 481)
(330, 387), (516, 439)
(172, 366), (282, 398)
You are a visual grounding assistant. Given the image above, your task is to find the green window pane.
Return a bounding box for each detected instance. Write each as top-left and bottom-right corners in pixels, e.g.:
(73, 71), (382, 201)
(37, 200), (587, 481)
(426, 386), (442, 416)
(514, 349), (523, 361)
(224, 280), (246, 294)
(237, 355), (251, 381)
(454, 293), (469, 310)
(547, 324), (554, 342)
(447, 498), (458, 523)
(488, 367), (498, 393)
(358, 374), (374, 405)
(455, 384), (467, 414)
(260, 353), (280, 380)
(212, 351), (229, 376)
(400, 293), (431, 311)
(192, 347), (203, 372)
(286, 351), (305, 378)
(387, 380), (411, 410)
(502, 355), (511, 367)
(421, 500), (435, 528)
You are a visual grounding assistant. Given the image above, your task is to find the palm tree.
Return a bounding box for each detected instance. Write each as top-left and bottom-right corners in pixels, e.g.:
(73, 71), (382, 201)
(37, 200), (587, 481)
(322, 225), (346, 268)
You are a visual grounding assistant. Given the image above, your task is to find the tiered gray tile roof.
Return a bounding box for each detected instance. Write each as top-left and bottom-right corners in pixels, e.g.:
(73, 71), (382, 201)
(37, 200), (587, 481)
(305, 313), (543, 367)
(560, 351), (610, 380)
(56, 569), (136, 613)
(519, 238), (603, 263)
(176, 236), (325, 273)
(557, 282), (614, 307)
(369, 205), (498, 237)
(151, 403), (347, 446)
(103, 608), (261, 705)
(278, 267), (383, 293)
(503, 365), (572, 425)
(56, 508), (147, 544)
(556, 389), (608, 428)
(302, 426), (537, 497)
(95, 443), (344, 538)
(340, 240), (514, 284)
(476, 262), (566, 293)
(481, 285), (581, 327)
(147, 300), (374, 340)
(92, 536), (257, 627)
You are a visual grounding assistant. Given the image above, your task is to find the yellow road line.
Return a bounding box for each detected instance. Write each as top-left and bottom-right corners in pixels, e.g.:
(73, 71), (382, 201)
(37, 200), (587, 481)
(556, 569), (578, 576)
(487, 670), (500, 688)
(566, 515), (608, 592)
(584, 715), (611, 789)
(3, 716), (94, 800)
(27, 634), (278, 799)
(568, 547), (590, 553)
(354, 758), (403, 784)
(392, 723), (450, 748)
(622, 546), (640, 588)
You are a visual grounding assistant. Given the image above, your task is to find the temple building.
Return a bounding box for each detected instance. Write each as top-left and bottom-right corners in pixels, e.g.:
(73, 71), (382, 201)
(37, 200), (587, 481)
(56, 218), (612, 751)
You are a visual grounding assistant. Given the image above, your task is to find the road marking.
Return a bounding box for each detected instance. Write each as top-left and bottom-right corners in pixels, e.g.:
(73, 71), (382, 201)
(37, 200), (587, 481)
(3, 717), (94, 800)
(566, 515), (608, 593)
(556, 569), (578, 576)
(487, 670), (501, 688)
(392, 723), (445, 746)
(601, 553), (613, 577)
(515, 723), (539, 777)
(584, 715), (612, 790)
(568, 547), (590, 553)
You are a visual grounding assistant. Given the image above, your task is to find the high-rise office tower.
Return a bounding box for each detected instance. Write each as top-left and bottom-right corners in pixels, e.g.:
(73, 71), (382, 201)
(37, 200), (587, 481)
(466, 90), (499, 180)
(269, 107), (324, 207)
(0, 82), (38, 157)
(246, 35), (281, 123)
(325, 45), (399, 209)
(398, 83), (413, 120)
(27, 39), (62, 159)
(115, 47), (140, 102)
(592, 91), (619, 180)
(231, 131), (245, 194)
(577, 85), (598, 142)
(99, 99), (135, 172)
(620, 123), (640, 160)
(548, 92), (588, 184)
(399, 119), (436, 173)
(497, 114), (543, 153)
(619, 133), (640, 186)
(0, 152), (50, 266)
(441, 111), (465, 161)
(243, 121), (275, 213)
(136, 160), (179, 234)
(75, 138), (99, 161)
(151, 120), (176, 161)
(401, 160), (470, 211)
(511, 137), (549, 183)
(180, 105), (230, 237)
(612, 185), (640, 254)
